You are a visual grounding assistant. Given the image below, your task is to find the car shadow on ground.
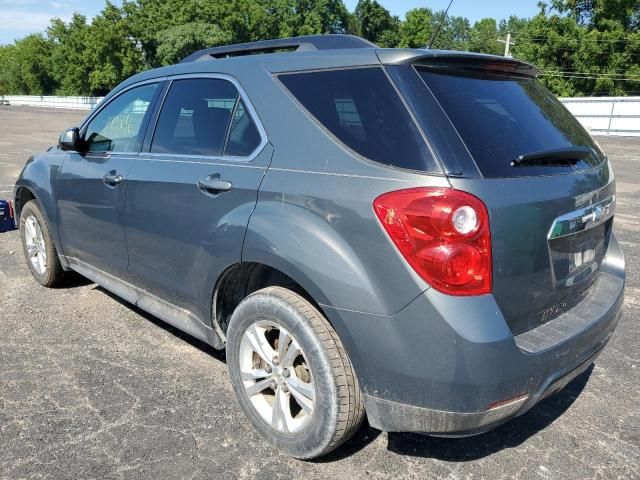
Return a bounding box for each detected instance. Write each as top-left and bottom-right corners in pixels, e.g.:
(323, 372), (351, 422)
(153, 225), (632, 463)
(385, 367), (593, 461)
(95, 284), (592, 462)
(95, 285), (226, 362)
(58, 271), (94, 288)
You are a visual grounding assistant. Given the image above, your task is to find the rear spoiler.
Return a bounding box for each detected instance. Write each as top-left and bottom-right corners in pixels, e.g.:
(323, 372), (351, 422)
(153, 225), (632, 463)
(377, 49), (540, 77)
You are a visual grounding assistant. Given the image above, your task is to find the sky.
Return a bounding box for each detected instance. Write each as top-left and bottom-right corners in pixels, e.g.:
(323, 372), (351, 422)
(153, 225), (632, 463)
(0, 0), (542, 45)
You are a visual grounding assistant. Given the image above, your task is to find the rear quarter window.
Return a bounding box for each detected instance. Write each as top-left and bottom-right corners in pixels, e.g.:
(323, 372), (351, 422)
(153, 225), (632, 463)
(279, 67), (438, 173)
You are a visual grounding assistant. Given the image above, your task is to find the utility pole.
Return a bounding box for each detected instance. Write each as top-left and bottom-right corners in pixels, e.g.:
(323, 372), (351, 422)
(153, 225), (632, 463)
(497, 32), (515, 57)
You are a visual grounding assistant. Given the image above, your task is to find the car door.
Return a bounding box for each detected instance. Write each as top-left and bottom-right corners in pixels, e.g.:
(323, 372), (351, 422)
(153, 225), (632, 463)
(125, 75), (271, 322)
(56, 81), (161, 277)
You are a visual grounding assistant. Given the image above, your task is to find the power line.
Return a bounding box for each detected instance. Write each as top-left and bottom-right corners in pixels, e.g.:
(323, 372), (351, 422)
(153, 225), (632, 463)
(541, 69), (640, 77)
(514, 44), (640, 56)
(540, 72), (640, 81)
(516, 36), (639, 44)
(543, 71), (640, 77)
(544, 68), (640, 74)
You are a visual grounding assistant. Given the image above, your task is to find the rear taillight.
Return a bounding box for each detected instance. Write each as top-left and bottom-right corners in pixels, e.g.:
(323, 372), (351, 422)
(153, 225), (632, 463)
(373, 187), (492, 296)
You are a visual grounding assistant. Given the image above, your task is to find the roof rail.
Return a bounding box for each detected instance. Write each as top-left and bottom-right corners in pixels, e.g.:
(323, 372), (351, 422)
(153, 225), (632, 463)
(180, 34), (378, 63)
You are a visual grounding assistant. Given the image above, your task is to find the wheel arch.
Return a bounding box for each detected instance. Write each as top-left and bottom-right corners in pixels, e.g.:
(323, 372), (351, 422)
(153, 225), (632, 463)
(14, 181), (68, 269)
(212, 261), (328, 343)
(14, 185), (37, 220)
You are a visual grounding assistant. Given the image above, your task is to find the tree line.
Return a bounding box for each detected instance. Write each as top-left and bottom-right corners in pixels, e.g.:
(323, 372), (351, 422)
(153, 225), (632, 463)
(0, 0), (638, 98)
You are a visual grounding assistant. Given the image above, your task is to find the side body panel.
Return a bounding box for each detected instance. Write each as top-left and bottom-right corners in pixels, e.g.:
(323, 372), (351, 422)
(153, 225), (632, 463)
(57, 151), (136, 276)
(126, 144), (273, 323)
(244, 169), (442, 315)
(14, 151), (68, 260)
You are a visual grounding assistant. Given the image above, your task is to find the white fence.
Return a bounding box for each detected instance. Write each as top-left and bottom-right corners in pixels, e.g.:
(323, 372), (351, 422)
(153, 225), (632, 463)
(0, 95), (103, 110)
(559, 97), (640, 136)
(1, 94), (639, 136)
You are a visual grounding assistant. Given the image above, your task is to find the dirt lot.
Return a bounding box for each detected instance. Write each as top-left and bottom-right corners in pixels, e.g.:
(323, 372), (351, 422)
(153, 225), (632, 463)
(0, 107), (638, 479)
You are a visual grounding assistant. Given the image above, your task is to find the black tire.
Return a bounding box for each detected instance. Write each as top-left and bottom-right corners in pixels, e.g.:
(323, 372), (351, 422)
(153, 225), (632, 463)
(226, 286), (365, 459)
(19, 200), (65, 287)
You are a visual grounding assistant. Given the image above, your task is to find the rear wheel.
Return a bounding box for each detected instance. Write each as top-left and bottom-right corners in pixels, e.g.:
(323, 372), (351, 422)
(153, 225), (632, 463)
(19, 200), (65, 287)
(226, 286), (364, 459)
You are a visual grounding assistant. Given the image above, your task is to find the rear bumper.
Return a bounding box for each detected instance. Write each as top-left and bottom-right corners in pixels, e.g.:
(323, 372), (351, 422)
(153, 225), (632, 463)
(364, 331), (610, 435)
(324, 234), (625, 435)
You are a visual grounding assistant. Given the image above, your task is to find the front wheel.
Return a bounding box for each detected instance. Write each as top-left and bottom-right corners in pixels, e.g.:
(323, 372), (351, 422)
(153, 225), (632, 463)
(19, 200), (65, 287)
(226, 286), (364, 459)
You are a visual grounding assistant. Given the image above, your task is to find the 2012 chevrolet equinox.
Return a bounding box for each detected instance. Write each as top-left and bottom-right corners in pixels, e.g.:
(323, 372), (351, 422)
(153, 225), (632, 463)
(14, 35), (625, 459)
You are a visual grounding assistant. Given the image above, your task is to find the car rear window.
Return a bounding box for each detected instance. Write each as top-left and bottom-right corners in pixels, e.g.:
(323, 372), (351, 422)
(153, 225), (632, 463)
(279, 67), (438, 173)
(416, 68), (603, 178)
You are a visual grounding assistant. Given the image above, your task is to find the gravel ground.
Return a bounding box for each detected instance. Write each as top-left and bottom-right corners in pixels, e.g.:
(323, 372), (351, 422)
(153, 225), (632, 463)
(0, 107), (638, 479)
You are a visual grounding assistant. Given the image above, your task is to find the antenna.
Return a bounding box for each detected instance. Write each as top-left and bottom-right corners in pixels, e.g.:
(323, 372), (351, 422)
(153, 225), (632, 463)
(427, 0), (455, 49)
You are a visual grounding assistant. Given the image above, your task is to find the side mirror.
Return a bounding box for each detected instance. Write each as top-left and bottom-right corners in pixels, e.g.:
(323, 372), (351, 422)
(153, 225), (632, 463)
(59, 127), (81, 151)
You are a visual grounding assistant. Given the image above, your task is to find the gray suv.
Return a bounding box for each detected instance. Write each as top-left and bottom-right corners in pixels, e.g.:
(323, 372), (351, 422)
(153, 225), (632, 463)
(14, 35), (625, 459)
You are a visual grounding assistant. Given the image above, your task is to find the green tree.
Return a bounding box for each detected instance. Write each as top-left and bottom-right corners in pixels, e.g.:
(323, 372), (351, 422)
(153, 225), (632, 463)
(85, 2), (143, 95)
(443, 15), (471, 50)
(10, 34), (55, 94)
(550, 0), (640, 30)
(122, 0), (204, 67)
(156, 23), (232, 65)
(399, 8), (434, 48)
(276, 0), (350, 37)
(0, 46), (20, 96)
(1, 0), (639, 97)
(513, 2), (640, 96)
(470, 19), (502, 55)
(121, 0), (350, 67)
(399, 8), (470, 50)
(498, 16), (530, 37)
(47, 14), (91, 95)
(219, 0), (279, 43)
(353, 0), (401, 46)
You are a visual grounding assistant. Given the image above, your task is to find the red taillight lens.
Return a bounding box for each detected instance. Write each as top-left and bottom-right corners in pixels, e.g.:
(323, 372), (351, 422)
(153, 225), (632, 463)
(373, 187), (492, 296)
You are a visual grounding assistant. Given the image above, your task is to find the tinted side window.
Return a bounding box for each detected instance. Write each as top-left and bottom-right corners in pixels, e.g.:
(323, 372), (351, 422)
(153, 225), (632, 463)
(224, 100), (261, 156)
(151, 78), (238, 156)
(279, 67), (437, 172)
(84, 83), (158, 153)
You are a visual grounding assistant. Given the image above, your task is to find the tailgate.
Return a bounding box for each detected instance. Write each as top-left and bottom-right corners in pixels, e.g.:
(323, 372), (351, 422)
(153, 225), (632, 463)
(451, 165), (614, 335)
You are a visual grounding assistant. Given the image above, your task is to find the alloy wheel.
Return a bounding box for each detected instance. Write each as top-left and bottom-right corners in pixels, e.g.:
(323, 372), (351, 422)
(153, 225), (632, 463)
(239, 320), (315, 433)
(24, 215), (47, 275)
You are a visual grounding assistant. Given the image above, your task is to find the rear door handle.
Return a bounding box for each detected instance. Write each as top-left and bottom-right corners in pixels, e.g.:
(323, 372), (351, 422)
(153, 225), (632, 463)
(103, 170), (123, 187)
(197, 175), (232, 195)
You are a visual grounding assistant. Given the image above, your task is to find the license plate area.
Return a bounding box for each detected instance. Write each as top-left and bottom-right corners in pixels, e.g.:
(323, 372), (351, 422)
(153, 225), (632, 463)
(549, 219), (611, 289)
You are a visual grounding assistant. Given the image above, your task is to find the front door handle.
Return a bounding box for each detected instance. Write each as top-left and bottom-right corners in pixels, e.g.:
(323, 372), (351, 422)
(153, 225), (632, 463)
(197, 174), (232, 195)
(103, 170), (123, 187)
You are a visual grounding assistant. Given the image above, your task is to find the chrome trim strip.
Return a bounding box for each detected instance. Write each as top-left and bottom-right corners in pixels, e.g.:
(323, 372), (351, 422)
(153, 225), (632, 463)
(547, 195), (615, 240)
(135, 156), (265, 168)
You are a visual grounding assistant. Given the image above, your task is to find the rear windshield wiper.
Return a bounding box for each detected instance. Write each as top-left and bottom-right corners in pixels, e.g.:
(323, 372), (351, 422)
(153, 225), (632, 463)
(511, 146), (592, 167)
